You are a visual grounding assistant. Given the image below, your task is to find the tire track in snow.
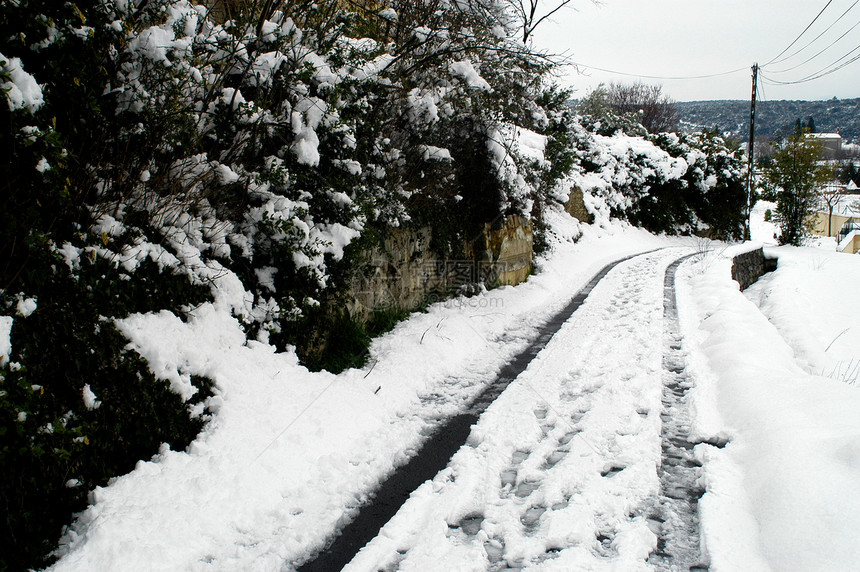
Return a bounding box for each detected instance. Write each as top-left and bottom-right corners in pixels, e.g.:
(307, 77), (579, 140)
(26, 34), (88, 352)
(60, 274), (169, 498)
(295, 249), (662, 572)
(343, 248), (690, 571)
(647, 253), (708, 571)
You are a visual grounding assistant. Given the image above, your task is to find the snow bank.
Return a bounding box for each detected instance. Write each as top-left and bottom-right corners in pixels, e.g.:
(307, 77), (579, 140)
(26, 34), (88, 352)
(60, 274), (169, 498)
(678, 246), (860, 571)
(744, 246), (860, 388)
(721, 241), (763, 258)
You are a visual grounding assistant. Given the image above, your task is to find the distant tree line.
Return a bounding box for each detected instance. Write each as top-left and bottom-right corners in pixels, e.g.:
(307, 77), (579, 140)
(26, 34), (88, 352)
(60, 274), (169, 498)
(676, 98), (860, 142)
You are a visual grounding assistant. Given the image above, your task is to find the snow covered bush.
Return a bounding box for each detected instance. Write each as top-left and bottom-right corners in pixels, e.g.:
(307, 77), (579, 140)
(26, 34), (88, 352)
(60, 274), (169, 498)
(0, 51), (44, 112)
(630, 130), (747, 238)
(567, 110), (746, 238)
(0, 246), (214, 570)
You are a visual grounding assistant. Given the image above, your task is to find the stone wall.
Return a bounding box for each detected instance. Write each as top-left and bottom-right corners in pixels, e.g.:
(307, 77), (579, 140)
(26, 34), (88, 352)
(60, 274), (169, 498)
(345, 226), (440, 319)
(731, 247), (777, 290)
(474, 215), (533, 287)
(346, 216), (534, 319)
(564, 187), (593, 224)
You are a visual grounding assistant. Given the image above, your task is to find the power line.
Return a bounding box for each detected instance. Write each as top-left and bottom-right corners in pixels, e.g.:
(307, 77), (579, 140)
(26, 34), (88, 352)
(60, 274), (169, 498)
(559, 1), (853, 91)
(767, 0), (859, 67)
(762, 42), (860, 84)
(766, 15), (860, 74)
(560, 1), (857, 93)
(765, 0), (836, 65)
(757, 72), (768, 104)
(564, 60), (749, 81)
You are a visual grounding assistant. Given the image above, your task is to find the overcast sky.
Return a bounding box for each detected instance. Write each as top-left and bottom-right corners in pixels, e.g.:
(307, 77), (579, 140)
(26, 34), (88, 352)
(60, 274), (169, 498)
(532, 0), (860, 102)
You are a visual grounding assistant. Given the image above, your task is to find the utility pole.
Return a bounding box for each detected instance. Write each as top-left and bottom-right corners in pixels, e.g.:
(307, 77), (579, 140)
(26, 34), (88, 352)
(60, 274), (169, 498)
(745, 63), (759, 240)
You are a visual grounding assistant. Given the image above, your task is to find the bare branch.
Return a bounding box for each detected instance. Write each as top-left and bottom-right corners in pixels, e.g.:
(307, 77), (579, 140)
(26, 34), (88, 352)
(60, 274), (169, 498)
(606, 81), (679, 133)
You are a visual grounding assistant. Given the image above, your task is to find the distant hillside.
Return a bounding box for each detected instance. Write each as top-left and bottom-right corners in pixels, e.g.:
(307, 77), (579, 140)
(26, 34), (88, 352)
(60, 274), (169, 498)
(677, 98), (860, 143)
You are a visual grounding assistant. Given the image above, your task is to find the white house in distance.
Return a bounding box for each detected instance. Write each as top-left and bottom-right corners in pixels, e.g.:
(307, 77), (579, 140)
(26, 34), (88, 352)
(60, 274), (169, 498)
(806, 132), (843, 159)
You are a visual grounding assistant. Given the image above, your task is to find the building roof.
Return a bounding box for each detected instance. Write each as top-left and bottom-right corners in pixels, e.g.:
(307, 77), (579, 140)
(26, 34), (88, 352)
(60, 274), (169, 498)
(806, 133), (842, 140)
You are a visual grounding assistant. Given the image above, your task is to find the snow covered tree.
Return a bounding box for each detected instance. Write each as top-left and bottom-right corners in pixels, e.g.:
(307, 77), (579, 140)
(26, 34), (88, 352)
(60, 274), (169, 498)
(576, 84), (611, 118)
(763, 133), (832, 246)
(575, 84), (648, 139)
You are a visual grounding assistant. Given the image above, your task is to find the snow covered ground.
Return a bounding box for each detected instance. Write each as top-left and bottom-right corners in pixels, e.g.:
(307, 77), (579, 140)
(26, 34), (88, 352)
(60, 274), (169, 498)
(749, 200), (779, 247)
(48, 206), (860, 571)
(678, 243), (860, 572)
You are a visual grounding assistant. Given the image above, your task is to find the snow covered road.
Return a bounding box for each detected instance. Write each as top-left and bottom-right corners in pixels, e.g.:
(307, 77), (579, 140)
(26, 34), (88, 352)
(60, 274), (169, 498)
(325, 248), (703, 571)
(49, 215), (860, 572)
